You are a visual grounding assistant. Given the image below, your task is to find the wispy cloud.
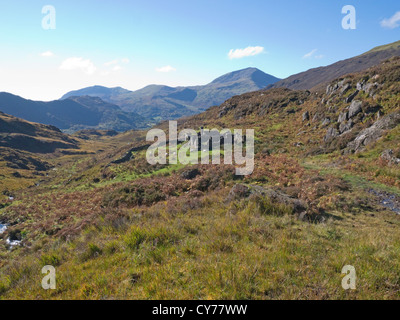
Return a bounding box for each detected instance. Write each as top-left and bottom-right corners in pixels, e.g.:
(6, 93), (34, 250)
(155, 65), (176, 73)
(303, 49), (318, 59)
(41, 51), (54, 57)
(104, 59), (118, 66)
(59, 57), (97, 75)
(112, 65), (122, 71)
(228, 46), (264, 59)
(381, 11), (400, 29)
(121, 58), (130, 64)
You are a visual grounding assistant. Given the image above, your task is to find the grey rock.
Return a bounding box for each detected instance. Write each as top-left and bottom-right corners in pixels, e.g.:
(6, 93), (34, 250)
(340, 83), (351, 95)
(381, 149), (400, 165)
(347, 111), (400, 153)
(339, 120), (354, 134)
(302, 111), (310, 122)
(321, 118), (331, 127)
(324, 127), (339, 142)
(338, 111), (348, 123)
(356, 81), (365, 91)
(346, 90), (359, 103)
(348, 100), (363, 118)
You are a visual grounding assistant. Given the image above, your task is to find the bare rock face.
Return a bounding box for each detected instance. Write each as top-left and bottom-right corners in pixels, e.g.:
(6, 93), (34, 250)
(346, 90), (359, 103)
(347, 111), (400, 153)
(338, 111), (348, 123)
(348, 100), (363, 119)
(324, 127), (339, 142)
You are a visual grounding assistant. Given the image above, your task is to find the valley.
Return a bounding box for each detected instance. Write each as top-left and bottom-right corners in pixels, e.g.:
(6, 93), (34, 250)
(0, 41), (400, 299)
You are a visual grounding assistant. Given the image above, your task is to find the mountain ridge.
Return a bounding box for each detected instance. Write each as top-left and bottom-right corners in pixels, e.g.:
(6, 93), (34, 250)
(61, 67), (280, 121)
(270, 40), (400, 91)
(0, 93), (147, 133)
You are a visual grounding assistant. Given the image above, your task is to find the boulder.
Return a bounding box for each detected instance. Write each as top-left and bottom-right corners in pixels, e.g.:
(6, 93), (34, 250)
(302, 111), (310, 122)
(348, 100), (363, 119)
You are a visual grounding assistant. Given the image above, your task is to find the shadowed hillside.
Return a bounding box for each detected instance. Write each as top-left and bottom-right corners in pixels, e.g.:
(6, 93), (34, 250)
(0, 93), (146, 132)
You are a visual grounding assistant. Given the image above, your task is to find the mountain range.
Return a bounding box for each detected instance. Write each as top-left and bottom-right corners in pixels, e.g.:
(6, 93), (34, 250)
(0, 93), (146, 133)
(1, 41), (400, 134)
(61, 67), (280, 121)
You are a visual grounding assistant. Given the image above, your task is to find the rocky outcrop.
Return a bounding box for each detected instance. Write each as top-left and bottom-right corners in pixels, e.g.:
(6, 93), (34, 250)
(347, 111), (400, 153)
(339, 120), (354, 134)
(324, 127), (339, 142)
(348, 100), (363, 119)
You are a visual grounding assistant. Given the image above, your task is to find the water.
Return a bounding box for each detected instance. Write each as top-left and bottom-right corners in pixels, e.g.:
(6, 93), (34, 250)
(6, 238), (21, 247)
(0, 224), (21, 247)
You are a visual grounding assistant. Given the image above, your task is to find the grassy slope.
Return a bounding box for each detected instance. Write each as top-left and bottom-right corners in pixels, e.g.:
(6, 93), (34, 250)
(1, 59), (400, 299)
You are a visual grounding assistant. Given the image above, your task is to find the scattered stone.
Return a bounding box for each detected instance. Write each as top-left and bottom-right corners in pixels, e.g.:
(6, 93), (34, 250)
(381, 149), (400, 165)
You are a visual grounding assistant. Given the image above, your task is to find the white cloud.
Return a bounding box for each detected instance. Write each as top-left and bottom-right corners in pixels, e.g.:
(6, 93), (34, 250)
(228, 46), (264, 59)
(314, 54), (324, 59)
(41, 51), (54, 57)
(381, 11), (400, 29)
(155, 65), (176, 73)
(303, 49), (318, 59)
(104, 59), (118, 66)
(59, 57), (97, 75)
(112, 65), (122, 71)
(121, 58), (130, 64)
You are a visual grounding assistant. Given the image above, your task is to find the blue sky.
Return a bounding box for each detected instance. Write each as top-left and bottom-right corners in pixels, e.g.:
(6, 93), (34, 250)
(0, 0), (399, 100)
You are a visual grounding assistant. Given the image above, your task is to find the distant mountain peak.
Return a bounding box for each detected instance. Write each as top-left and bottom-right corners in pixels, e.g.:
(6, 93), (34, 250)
(60, 68), (280, 122)
(210, 67), (279, 86)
